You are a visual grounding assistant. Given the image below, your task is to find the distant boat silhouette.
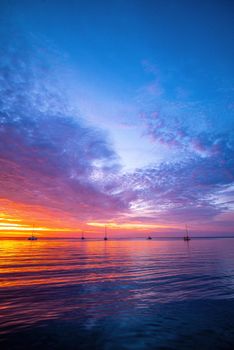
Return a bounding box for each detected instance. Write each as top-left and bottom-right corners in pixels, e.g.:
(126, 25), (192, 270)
(183, 225), (191, 241)
(147, 235), (152, 240)
(28, 225), (38, 240)
(81, 231), (85, 240)
(104, 225), (108, 240)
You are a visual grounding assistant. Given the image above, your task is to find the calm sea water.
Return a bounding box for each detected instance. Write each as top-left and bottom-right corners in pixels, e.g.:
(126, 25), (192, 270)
(0, 238), (234, 349)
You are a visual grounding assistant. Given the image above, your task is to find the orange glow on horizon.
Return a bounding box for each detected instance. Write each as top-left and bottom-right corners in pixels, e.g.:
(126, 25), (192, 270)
(0, 198), (85, 235)
(1, 198), (232, 237)
(0, 198), (179, 236)
(87, 221), (180, 231)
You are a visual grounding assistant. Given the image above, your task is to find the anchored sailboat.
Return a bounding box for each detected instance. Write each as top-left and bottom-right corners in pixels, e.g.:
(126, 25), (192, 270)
(183, 225), (191, 241)
(147, 234), (152, 240)
(104, 225), (108, 240)
(81, 231), (85, 240)
(28, 225), (38, 241)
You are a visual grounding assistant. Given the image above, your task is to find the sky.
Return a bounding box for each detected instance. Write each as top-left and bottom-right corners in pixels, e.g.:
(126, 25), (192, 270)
(0, 0), (233, 237)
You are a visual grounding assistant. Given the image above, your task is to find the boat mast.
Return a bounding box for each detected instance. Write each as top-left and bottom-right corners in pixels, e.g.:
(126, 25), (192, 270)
(185, 224), (189, 238)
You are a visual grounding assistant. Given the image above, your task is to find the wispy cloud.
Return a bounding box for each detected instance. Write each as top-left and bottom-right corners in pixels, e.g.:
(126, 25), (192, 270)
(0, 35), (128, 227)
(0, 29), (233, 235)
(123, 148), (234, 225)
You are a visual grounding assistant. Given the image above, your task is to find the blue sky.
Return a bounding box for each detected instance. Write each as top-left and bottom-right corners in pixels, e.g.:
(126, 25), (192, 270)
(0, 0), (233, 235)
(7, 0), (233, 169)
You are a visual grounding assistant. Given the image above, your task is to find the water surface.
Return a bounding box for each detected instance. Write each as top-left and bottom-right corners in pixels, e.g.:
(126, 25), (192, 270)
(1, 238), (234, 349)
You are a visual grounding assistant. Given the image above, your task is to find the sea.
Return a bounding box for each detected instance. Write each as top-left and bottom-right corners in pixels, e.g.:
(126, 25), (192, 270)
(0, 237), (234, 349)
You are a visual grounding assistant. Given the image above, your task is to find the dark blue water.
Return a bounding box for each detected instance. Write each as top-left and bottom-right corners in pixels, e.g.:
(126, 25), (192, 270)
(0, 238), (234, 349)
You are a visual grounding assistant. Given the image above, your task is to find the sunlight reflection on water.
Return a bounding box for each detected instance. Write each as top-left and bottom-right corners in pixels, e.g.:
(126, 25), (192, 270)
(0, 238), (234, 348)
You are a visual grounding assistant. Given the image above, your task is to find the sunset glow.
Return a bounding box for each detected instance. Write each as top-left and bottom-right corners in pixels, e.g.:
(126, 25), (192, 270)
(87, 222), (179, 231)
(0, 0), (233, 238)
(1, 2), (234, 350)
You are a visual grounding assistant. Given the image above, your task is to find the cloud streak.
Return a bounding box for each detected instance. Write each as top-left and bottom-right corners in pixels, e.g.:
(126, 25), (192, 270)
(0, 28), (233, 236)
(0, 35), (128, 228)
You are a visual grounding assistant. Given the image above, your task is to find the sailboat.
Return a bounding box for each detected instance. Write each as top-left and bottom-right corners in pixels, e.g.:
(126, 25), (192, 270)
(28, 225), (38, 241)
(104, 225), (108, 240)
(81, 231), (85, 240)
(147, 234), (152, 240)
(183, 225), (191, 241)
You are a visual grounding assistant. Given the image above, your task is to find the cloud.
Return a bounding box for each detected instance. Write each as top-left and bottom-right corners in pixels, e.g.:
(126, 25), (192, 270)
(137, 57), (234, 159)
(124, 60), (234, 229)
(0, 31), (233, 234)
(123, 146), (234, 224)
(0, 35), (128, 226)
